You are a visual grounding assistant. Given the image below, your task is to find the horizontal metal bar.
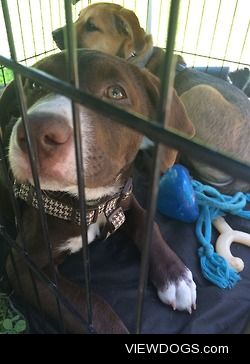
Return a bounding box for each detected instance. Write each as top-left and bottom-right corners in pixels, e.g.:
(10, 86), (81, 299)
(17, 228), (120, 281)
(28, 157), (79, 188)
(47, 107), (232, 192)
(0, 49), (57, 68)
(175, 50), (250, 67)
(1, 55), (250, 183)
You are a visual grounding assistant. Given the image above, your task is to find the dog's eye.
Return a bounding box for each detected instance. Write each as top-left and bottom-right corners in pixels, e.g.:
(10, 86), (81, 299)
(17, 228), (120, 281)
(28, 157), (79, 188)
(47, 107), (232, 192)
(85, 20), (100, 32)
(106, 86), (127, 100)
(30, 81), (42, 91)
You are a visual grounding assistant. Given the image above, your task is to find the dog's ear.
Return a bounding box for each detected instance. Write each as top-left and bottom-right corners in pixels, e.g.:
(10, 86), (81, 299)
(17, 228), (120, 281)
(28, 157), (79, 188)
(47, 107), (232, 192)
(160, 89), (195, 171)
(140, 69), (195, 171)
(168, 89), (195, 137)
(140, 68), (160, 117)
(0, 81), (19, 137)
(114, 8), (147, 56)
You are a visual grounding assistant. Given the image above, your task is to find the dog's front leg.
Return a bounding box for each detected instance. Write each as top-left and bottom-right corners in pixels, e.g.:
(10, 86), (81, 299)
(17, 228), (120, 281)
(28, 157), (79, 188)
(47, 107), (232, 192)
(124, 195), (196, 312)
(7, 261), (129, 334)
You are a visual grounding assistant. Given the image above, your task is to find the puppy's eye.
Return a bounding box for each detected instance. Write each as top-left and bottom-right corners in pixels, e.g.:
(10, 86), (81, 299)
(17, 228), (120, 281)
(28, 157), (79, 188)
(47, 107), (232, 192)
(30, 81), (42, 91)
(106, 86), (127, 100)
(85, 20), (100, 32)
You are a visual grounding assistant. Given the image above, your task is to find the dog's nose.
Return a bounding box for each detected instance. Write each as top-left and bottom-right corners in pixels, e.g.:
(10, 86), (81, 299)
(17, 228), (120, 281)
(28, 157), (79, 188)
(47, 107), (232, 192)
(52, 27), (65, 50)
(17, 113), (72, 155)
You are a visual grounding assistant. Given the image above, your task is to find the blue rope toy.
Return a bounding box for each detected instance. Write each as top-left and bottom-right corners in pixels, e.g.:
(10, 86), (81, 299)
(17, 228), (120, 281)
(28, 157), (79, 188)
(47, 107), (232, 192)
(157, 164), (250, 289)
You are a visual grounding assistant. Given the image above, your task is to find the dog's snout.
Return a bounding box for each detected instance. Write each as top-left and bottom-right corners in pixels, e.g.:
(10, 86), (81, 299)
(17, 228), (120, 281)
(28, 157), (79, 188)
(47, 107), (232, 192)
(52, 27), (65, 50)
(17, 113), (72, 155)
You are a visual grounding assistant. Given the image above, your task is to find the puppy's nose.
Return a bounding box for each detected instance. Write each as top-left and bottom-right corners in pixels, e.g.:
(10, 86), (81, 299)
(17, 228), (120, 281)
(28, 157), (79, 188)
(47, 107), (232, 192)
(17, 113), (72, 155)
(52, 27), (65, 50)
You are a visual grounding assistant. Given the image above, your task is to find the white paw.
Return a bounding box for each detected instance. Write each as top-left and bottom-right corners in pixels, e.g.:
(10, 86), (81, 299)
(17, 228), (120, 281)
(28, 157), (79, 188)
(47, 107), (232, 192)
(158, 270), (197, 313)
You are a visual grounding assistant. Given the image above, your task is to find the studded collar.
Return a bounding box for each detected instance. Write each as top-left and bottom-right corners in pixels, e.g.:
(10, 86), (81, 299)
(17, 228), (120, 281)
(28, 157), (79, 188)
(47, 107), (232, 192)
(13, 178), (133, 234)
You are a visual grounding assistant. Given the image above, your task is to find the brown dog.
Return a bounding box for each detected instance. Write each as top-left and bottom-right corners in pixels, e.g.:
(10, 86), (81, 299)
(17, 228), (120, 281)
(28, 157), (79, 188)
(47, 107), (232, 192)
(53, 2), (250, 193)
(1, 50), (196, 334)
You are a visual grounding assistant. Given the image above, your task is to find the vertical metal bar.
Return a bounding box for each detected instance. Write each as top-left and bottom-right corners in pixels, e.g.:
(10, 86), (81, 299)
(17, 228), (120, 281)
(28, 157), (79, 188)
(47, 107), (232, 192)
(16, 0), (27, 63)
(220, 0), (239, 70)
(192, 0), (206, 67)
(8, 249), (33, 328)
(39, 0), (47, 53)
(205, 0), (222, 71)
(237, 21), (249, 68)
(0, 67), (6, 85)
(133, 0), (136, 13)
(135, 0), (180, 334)
(58, 0), (63, 27)
(146, 0), (153, 34)
(156, 0), (163, 45)
(1, 0), (66, 333)
(49, 0), (57, 55)
(28, 0), (37, 59)
(181, 0), (190, 52)
(64, 0), (93, 331)
(0, 136), (44, 316)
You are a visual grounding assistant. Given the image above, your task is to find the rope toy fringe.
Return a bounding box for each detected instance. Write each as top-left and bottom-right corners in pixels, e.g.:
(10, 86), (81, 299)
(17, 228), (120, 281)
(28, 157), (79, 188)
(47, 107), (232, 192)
(192, 180), (250, 288)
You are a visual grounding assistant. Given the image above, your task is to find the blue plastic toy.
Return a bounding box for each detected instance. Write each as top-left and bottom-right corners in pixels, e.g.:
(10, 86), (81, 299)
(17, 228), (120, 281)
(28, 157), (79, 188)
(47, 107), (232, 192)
(157, 164), (199, 223)
(157, 164), (250, 289)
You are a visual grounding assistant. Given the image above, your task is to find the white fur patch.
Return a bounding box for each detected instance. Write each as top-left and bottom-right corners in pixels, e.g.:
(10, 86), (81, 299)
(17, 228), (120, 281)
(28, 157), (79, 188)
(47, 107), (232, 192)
(58, 213), (107, 253)
(158, 270), (197, 313)
(9, 94), (93, 191)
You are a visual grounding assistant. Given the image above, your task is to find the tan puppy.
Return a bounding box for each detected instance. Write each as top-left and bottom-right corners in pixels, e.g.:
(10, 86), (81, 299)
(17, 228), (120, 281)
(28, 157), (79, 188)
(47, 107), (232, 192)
(52, 2), (163, 76)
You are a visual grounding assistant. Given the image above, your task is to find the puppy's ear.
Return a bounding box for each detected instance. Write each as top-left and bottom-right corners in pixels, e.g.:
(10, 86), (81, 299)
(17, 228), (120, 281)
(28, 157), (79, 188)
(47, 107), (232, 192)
(114, 8), (147, 56)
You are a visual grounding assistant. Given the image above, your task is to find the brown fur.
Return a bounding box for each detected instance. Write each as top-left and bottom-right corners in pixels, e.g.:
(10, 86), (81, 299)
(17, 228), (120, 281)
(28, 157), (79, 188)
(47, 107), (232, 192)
(1, 50), (194, 333)
(175, 69), (250, 193)
(55, 2), (250, 193)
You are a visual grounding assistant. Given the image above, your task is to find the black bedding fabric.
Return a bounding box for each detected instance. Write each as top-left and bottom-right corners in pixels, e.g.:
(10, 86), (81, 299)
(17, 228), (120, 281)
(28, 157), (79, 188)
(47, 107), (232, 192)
(10, 159), (250, 334)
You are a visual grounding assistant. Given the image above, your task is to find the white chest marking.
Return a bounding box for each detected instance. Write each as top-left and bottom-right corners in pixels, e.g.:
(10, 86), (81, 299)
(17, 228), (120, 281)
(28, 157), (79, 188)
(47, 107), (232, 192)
(58, 214), (107, 253)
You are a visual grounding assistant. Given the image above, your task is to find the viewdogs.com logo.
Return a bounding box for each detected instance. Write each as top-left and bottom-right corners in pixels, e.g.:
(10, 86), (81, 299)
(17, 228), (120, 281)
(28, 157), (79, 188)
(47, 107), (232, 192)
(125, 343), (229, 355)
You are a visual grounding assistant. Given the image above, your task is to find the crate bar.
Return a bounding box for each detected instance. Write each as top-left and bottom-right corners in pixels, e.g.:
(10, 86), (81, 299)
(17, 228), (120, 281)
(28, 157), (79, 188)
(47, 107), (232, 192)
(174, 50), (250, 68)
(0, 66), (6, 85)
(64, 0), (93, 331)
(193, 0), (206, 67)
(1, 54), (250, 183)
(1, 0), (66, 333)
(156, 0), (163, 45)
(181, 0), (190, 52)
(17, 48), (58, 65)
(205, 0), (222, 72)
(49, 0), (54, 39)
(146, 0), (153, 34)
(192, 0), (206, 67)
(8, 249), (33, 327)
(0, 227), (95, 333)
(0, 141), (34, 327)
(220, 0), (238, 71)
(237, 21), (250, 69)
(135, 0), (181, 334)
(16, 0), (27, 63)
(0, 135), (45, 317)
(28, 0), (38, 62)
(39, 0), (47, 53)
